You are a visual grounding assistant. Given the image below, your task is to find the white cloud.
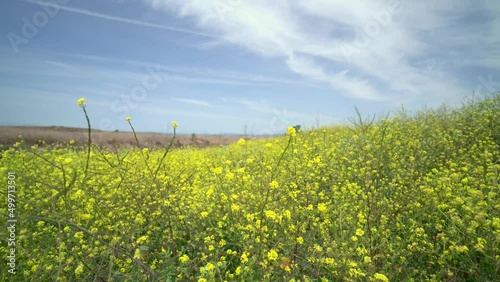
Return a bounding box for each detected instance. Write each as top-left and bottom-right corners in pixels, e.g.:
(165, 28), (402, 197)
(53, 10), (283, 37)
(44, 60), (75, 70)
(142, 0), (500, 103)
(285, 54), (383, 101)
(173, 98), (211, 107)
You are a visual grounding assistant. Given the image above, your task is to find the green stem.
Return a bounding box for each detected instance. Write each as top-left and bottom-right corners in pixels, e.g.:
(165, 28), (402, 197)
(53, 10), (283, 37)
(128, 121), (141, 148)
(154, 129), (176, 179)
(82, 106), (92, 177)
(257, 135), (293, 265)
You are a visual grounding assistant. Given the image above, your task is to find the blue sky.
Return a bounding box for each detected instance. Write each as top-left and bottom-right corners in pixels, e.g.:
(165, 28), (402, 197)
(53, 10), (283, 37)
(1, 0), (499, 135)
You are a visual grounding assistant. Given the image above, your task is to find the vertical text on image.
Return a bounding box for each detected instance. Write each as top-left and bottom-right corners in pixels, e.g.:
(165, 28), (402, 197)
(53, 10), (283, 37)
(7, 171), (17, 274)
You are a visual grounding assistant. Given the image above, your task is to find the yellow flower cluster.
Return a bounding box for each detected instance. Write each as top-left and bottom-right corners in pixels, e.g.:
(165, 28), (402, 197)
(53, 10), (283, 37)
(0, 95), (498, 281)
(77, 97), (86, 107)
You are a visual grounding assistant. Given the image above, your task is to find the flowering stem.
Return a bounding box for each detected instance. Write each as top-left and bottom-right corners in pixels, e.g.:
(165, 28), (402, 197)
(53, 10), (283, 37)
(154, 127), (175, 179)
(262, 137), (292, 216)
(271, 135), (293, 179)
(153, 128), (176, 179)
(256, 136), (293, 267)
(82, 106), (92, 177)
(127, 121), (141, 148)
(28, 215), (152, 279)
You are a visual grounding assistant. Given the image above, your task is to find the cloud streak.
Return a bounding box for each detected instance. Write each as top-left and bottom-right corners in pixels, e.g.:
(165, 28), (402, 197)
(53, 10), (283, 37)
(56, 52), (325, 88)
(173, 97), (211, 107)
(24, 0), (218, 38)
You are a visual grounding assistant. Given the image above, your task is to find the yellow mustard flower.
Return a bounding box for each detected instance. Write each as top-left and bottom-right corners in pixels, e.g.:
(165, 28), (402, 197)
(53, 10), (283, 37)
(324, 258), (335, 265)
(373, 273), (389, 282)
(77, 97), (86, 107)
(136, 236), (148, 244)
(205, 262), (215, 271)
(267, 249), (279, 261)
(296, 236), (304, 244)
(75, 263), (84, 276)
(240, 252), (249, 263)
(133, 248), (142, 260)
(356, 228), (365, 237)
(179, 254), (190, 263)
(317, 203), (327, 212)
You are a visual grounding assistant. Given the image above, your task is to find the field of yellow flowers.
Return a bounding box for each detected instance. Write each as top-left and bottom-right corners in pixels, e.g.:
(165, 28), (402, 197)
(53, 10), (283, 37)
(1, 95), (499, 281)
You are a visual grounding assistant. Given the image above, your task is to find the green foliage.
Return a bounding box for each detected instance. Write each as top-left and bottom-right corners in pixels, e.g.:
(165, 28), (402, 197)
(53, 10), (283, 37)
(1, 94), (499, 281)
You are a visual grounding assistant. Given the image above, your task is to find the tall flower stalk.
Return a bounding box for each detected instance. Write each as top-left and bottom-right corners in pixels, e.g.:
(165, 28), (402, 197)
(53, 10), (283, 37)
(154, 121), (178, 179)
(77, 98), (91, 177)
(125, 116), (142, 149)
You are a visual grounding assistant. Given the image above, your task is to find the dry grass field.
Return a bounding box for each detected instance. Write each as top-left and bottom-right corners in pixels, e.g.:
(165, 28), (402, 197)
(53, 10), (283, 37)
(0, 126), (253, 150)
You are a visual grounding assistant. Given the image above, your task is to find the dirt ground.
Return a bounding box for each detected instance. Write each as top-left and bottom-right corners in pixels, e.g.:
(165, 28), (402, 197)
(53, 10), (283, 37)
(0, 126), (256, 150)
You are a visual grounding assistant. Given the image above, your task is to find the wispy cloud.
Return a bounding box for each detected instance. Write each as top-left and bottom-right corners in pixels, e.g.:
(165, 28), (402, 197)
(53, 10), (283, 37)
(142, 0), (500, 103)
(133, 104), (241, 121)
(24, 0), (218, 38)
(173, 97), (211, 107)
(57, 53), (325, 88)
(232, 98), (337, 125)
(0, 52), (272, 88)
(285, 54), (384, 101)
(44, 60), (75, 70)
